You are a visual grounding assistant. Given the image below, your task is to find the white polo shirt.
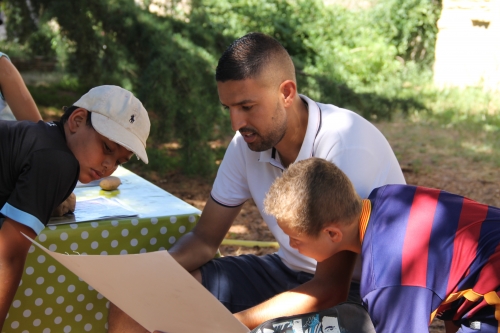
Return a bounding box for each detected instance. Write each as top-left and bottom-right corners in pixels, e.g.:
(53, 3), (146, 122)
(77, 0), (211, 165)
(211, 94), (405, 276)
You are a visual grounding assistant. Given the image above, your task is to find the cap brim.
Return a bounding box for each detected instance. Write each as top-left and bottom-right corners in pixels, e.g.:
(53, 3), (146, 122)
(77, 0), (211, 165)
(91, 113), (149, 164)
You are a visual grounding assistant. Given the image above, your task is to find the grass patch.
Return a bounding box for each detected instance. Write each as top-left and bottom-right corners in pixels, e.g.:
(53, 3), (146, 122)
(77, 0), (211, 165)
(374, 75), (500, 168)
(25, 74), (87, 120)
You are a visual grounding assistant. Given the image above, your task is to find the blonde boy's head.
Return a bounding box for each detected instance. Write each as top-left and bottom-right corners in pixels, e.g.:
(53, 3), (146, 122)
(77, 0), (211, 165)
(264, 158), (362, 237)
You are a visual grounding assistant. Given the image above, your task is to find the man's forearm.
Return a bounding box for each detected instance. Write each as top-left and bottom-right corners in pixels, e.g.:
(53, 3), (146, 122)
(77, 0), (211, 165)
(169, 197), (241, 272)
(168, 231), (219, 272)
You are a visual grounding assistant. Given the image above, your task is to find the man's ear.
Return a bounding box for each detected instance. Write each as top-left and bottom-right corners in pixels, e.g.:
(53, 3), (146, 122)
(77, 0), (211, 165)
(279, 80), (297, 108)
(67, 108), (88, 133)
(324, 225), (343, 243)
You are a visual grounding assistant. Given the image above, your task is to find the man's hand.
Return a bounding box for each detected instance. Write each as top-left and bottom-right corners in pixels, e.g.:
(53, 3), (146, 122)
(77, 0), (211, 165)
(0, 218), (36, 330)
(168, 197), (241, 271)
(234, 250), (357, 329)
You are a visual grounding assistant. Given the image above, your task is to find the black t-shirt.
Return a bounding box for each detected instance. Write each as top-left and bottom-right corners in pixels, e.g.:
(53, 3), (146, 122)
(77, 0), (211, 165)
(0, 120), (79, 234)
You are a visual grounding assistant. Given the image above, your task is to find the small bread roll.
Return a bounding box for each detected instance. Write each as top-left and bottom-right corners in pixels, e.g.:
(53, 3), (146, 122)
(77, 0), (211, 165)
(51, 193), (76, 217)
(99, 176), (121, 191)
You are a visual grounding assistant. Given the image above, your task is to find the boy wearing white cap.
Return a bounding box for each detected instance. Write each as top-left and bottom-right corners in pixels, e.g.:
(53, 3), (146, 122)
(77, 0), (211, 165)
(0, 85), (150, 330)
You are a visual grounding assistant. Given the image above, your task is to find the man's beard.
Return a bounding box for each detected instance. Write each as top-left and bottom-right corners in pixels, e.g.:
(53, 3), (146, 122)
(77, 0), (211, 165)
(244, 105), (287, 152)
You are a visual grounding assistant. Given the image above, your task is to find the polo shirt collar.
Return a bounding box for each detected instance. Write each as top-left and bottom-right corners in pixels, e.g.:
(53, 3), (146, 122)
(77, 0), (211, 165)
(258, 146), (282, 169)
(258, 94), (321, 167)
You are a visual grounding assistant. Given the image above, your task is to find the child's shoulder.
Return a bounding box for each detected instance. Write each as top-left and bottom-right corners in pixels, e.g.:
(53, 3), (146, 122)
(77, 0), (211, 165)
(0, 120), (79, 212)
(17, 119), (66, 146)
(1, 120), (77, 166)
(32, 121), (76, 159)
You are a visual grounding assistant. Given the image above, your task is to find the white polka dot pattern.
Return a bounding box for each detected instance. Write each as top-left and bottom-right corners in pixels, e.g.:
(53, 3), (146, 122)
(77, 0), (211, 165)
(4, 214), (199, 333)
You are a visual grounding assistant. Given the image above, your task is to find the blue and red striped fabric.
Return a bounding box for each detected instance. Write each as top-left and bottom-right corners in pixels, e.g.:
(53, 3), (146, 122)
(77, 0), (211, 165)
(361, 185), (500, 331)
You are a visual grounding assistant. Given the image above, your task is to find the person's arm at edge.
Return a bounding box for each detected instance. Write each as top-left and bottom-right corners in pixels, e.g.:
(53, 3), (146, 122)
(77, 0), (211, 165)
(234, 250), (357, 329)
(0, 56), (42, 122)
(169, 196), (242, 272)
(0, 217), (37, 330)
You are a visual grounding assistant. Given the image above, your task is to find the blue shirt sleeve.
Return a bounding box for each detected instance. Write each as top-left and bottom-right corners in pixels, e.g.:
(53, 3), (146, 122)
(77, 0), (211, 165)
(2, 149), (78, 234)
(363, 285), (443, 332)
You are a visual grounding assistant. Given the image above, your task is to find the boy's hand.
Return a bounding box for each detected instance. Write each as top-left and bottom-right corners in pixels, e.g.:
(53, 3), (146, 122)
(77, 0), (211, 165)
(234, 250), (357, 329)
(0, 218), (36, 330)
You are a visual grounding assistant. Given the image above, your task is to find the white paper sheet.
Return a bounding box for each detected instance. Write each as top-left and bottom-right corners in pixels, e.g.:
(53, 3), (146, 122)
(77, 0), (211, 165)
(48, 197), (138, 225)
(26, 236), (250, 333)
(73, 197), (138, 220)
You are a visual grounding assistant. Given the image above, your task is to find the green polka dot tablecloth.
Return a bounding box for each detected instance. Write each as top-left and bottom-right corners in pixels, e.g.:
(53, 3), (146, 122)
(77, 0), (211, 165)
(4, 167), (201, 333)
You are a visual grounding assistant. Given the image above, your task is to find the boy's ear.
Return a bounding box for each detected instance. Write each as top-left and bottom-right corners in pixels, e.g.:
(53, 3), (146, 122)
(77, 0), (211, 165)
(324, 225), (343, 243)
(67, 108), (89, 133)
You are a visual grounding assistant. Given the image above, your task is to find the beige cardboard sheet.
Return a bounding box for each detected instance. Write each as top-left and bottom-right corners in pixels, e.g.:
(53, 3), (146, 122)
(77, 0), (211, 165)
(27, 236), (250, 333)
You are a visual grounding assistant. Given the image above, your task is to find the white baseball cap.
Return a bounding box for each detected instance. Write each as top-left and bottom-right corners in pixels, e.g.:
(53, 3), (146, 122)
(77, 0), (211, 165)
(73, 85), (150, 164)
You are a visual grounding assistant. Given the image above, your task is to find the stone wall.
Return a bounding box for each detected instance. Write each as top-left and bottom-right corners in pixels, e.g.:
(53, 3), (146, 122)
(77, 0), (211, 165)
(433, 0), (500, 90)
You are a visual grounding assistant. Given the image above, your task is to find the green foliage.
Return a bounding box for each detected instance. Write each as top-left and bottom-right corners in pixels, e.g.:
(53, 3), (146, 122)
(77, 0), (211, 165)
(2, 0), (38, 43)
(26, 78), (83, 108)
(126, 146), (181, 175)
(3, 0), (444, 175)
(188, 0), (429, 118)
(26, 24), (57, 58)
(13, 0), (226, 176)
(0, 39), (30, 60)
(3, 0), (58, 59)
(371, 0), (441, 66)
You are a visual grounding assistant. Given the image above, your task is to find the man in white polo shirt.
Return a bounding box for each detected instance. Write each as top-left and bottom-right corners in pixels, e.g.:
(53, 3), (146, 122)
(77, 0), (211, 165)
(108, 32), (405, 332)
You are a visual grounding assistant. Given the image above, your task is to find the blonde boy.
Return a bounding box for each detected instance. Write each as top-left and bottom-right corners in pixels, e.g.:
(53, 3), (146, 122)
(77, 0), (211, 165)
(264, 158), (500, 333)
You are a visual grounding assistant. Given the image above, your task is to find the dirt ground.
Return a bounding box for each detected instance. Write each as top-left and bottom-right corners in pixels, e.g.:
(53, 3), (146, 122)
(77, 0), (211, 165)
(136, 118), (499, 333)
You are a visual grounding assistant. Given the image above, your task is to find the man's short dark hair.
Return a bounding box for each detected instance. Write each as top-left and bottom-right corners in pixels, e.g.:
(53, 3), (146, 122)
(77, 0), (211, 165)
(60, 106), (93, 127)
(215, 32), (294, 82)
